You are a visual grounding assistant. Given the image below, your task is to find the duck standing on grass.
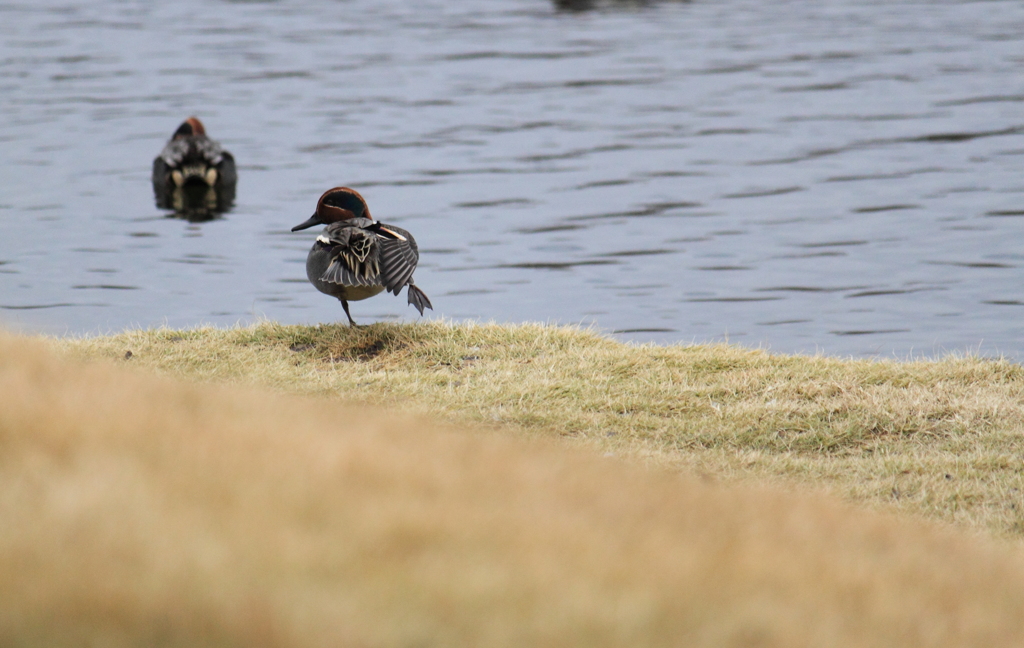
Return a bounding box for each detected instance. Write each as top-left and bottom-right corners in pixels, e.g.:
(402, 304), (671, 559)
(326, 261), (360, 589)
(291, 187), (432, 326)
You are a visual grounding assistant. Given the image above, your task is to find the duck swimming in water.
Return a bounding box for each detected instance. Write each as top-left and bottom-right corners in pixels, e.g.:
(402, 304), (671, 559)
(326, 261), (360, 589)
(292, 187), (432, 326)
(152, 116), (237, 193)
(152, 117), (237, 220)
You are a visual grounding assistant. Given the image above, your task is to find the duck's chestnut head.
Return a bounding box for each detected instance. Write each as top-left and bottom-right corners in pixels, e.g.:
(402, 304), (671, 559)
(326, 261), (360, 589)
(291, 187), (371, 231)
(173, 116), (206, 139)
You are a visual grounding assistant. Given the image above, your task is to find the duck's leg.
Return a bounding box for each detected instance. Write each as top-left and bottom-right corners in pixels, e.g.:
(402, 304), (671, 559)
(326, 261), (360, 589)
(339, 299), (357, 326)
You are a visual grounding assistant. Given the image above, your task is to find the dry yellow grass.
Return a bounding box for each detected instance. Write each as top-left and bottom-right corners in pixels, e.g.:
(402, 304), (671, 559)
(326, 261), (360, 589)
(56, 321), (1024, 538)
(5, 329), (1024, 646)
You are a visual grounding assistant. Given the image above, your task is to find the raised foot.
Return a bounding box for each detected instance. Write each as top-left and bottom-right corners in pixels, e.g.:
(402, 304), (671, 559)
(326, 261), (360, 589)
(407, 284), (433, 316)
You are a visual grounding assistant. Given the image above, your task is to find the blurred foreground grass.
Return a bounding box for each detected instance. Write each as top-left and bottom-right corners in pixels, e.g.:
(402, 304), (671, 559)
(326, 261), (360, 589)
(6, 328), (1024, 647)
(57, 320), (1024, 538)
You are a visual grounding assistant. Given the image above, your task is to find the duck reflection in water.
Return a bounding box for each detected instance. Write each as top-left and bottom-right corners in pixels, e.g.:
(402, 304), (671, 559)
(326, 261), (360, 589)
(152, 117), (237, 222)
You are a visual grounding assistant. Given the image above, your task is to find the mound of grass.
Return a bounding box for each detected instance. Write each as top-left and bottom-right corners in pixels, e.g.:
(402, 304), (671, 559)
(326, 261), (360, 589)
(6, 330), (1024, 647)
(58, 321), (1024, 537)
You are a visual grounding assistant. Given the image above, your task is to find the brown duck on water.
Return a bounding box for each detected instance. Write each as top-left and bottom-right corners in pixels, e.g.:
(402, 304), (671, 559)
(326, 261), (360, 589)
(291, 187), (433, 326)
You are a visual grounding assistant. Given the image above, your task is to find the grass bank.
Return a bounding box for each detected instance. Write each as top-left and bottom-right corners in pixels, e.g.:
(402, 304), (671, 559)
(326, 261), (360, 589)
(6, 330), (1024, 646)
(56, 320), (1024, 538)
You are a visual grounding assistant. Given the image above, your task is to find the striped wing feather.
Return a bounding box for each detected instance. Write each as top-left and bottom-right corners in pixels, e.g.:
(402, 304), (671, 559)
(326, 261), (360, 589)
(376, 225), (420, 295)
(322, 259), (380, 287)
(319, 224), (381, 287)
(318, 221), (419, 293)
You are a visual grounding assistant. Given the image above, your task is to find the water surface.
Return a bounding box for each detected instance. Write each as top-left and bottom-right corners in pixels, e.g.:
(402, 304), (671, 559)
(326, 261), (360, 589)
(3, 0), (1024, 358)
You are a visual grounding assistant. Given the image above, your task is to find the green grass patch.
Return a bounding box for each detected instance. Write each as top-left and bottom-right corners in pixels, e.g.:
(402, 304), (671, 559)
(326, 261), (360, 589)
(55, 320), (1024, 537)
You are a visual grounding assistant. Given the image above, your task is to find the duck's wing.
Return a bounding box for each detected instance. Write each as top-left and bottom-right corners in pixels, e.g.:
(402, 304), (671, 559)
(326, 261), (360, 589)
(374, 223), (420, 296)
(317, 220), (421, 293)
(152, 156), (170, 185)
(216, 151), (237, 184)
(319, 220), (383, 288)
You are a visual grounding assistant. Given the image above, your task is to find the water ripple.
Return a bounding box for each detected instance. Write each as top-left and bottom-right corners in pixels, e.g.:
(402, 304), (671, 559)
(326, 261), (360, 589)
(4, 0), (1024, 358)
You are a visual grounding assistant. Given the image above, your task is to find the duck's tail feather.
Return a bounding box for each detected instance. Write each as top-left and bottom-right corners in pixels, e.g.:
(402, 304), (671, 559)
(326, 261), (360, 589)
(407, 283), (433, 316)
